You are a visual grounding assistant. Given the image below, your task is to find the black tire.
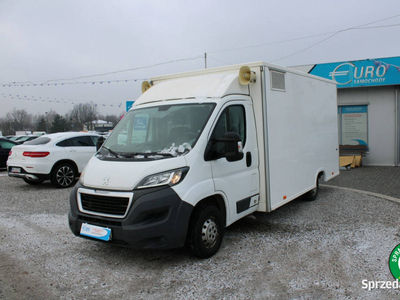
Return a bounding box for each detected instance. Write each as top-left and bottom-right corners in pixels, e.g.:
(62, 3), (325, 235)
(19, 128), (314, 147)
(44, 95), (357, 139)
(187, 205), (224, 258)
(23, 177), (44, 185)
(304, 175), (320, 201)
(51, 163), (76, 188)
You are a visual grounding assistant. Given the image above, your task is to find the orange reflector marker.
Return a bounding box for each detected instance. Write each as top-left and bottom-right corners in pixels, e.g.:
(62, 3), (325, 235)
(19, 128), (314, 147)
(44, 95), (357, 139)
(332, 172), (334, 175)
(283, 195), (287, 200)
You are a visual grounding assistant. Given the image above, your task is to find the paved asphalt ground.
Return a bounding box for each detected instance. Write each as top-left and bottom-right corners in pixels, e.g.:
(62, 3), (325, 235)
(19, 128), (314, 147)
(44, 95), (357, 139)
(325, 166), (400, 199)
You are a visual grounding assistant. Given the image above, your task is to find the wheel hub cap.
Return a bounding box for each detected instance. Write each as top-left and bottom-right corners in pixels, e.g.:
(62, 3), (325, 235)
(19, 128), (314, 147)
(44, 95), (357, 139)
(201, 218), (218, 249)
(56, 166), (74, 186)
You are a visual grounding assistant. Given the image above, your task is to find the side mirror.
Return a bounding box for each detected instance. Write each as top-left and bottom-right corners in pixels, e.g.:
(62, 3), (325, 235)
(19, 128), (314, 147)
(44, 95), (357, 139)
(205, 132), (244, 162)
(96, 136), (105, 151)
(223, 132), (244, 162)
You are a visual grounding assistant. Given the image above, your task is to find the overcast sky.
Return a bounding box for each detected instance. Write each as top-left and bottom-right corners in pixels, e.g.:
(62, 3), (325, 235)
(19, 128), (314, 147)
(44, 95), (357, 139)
(1, 0), (400, 118)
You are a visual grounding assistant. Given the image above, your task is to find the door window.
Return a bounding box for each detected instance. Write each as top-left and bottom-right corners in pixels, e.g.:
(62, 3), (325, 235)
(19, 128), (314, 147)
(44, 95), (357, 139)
(57, 136), (95, 147)
(89, 136), (99, 145)
(211, 105), (246, 158)
(70, 136), (94, 147)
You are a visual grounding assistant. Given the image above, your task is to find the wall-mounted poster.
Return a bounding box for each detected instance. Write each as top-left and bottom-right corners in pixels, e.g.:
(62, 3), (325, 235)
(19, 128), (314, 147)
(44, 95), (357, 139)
(341, 106), (368, 146)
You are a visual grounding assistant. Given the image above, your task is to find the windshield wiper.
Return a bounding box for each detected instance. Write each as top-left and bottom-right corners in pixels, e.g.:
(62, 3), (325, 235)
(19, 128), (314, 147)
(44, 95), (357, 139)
(155, 152), (175, 157)
(122, 152), (175, 158)
(102, 146), (122, 158)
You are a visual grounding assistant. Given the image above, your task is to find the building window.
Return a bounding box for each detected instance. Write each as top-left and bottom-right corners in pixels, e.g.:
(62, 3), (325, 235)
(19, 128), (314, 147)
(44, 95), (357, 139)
(338, 105), (368, 147)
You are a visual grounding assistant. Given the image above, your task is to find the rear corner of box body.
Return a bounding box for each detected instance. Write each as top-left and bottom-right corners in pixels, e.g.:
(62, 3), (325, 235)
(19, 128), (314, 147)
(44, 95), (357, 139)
(251, 65), (271, 212)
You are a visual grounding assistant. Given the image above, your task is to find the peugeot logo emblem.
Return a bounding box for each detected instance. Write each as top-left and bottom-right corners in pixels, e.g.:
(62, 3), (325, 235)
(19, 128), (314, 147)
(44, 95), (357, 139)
(103, 176), (110, 186)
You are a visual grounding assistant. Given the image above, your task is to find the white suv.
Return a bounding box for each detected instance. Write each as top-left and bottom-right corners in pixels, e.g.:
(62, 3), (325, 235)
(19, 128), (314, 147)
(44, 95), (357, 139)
(7, 132), (100, 188)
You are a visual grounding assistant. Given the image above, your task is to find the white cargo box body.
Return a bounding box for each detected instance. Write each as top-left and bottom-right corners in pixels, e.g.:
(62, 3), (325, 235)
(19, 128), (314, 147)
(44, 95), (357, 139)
(254, 65), (339, 211)
(140, 62), (339, 212)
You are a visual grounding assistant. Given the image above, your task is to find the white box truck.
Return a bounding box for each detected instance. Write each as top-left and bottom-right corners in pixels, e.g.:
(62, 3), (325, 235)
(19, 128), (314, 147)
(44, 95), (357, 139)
(69, 62), (339, 258)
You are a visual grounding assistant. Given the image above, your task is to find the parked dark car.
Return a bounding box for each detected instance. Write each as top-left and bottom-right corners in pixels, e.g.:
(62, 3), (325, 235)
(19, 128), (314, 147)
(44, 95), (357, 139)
(0, 138), (18, 168)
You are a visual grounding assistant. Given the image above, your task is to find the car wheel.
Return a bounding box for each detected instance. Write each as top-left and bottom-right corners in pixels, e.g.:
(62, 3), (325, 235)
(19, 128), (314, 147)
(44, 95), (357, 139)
(304, 175), (320, 201)
(51, 163), (76, 188)
(23, 178), (44, 185)
(187, 205), (224, 258)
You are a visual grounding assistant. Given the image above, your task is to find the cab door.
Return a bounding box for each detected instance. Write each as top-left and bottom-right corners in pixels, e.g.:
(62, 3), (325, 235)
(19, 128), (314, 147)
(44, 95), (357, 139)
(206, 98), (259, 225)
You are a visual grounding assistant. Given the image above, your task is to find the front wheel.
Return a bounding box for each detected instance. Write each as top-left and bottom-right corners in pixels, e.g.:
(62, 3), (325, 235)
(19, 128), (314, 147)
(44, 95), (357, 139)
(187, 206), (224, 258)
(51, 163), (76, 188)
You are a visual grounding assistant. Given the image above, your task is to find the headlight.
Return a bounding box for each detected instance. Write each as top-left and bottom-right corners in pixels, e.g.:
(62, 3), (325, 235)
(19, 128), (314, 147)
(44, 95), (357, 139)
(136, 167), (189, 189)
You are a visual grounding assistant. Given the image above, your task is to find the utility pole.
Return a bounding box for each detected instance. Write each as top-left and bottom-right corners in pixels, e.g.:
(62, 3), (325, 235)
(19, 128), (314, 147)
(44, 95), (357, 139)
(204, 53), (207, 69)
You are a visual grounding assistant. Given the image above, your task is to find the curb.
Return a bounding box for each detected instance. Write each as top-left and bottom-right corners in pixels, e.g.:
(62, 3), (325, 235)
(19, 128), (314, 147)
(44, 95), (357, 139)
(321, 184), (400, 204)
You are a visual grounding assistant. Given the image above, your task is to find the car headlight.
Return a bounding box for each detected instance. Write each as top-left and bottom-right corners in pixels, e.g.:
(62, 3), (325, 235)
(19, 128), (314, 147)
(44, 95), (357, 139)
(136, 167), (189, 189)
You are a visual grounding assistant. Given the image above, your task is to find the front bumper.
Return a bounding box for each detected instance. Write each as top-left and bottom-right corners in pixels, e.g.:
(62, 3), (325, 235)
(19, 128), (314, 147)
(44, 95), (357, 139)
(68, 182), (193, 249)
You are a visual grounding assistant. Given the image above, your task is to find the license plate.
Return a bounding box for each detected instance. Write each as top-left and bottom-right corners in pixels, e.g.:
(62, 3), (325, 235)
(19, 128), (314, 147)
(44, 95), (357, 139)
(10, 167), (21, 173)
(80, 223), (111, 241)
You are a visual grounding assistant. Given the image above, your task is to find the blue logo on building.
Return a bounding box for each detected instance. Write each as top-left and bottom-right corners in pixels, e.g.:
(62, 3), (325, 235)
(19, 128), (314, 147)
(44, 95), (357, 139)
(310, 56), (400, 88)
(126, 101), (135, 112)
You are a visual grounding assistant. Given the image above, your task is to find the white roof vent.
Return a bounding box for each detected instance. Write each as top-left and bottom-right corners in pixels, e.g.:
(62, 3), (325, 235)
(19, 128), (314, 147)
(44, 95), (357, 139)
(270, 70), (285, 91)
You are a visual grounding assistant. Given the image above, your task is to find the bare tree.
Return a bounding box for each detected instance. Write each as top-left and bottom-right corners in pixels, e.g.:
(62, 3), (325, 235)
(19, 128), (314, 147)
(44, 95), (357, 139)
(4, 108), (33, 133)
(44, 110), (57, 132)
(0, 117), (13, 135)
(70, 103), (97, 131)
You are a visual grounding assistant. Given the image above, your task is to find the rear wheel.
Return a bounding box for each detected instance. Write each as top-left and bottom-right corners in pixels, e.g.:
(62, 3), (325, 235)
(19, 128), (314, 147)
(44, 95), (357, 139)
(23, 177), (44, 185)
(304, 175), (320, 201)
(51, 163), (76, 188)
(187, 205), (224, 258)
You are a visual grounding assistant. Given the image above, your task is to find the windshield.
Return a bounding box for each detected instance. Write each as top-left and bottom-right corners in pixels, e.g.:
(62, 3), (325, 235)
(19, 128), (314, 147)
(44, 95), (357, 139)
(99, 103), (215, 160)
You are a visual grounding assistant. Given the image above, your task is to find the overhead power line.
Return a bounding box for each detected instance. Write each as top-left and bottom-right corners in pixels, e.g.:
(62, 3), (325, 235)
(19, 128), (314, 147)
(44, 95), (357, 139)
(270, 14), (400, 63)
(2, 14), (400, 86)
(208, 23), (400, 56)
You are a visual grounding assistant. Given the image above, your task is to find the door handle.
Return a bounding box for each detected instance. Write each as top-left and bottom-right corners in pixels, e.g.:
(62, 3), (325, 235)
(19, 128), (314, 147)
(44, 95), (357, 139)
(246, 152), (252, 167)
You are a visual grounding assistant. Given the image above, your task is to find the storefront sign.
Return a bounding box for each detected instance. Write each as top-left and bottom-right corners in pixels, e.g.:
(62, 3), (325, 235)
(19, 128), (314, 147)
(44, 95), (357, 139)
(126, 101), (134, 112)
(310, 56), (400, 88)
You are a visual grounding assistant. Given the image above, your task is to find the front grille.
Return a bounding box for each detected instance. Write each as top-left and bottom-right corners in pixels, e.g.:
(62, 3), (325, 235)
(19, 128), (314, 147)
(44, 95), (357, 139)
(80, 193), (129, 216)
(78, 215), (122, 227)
